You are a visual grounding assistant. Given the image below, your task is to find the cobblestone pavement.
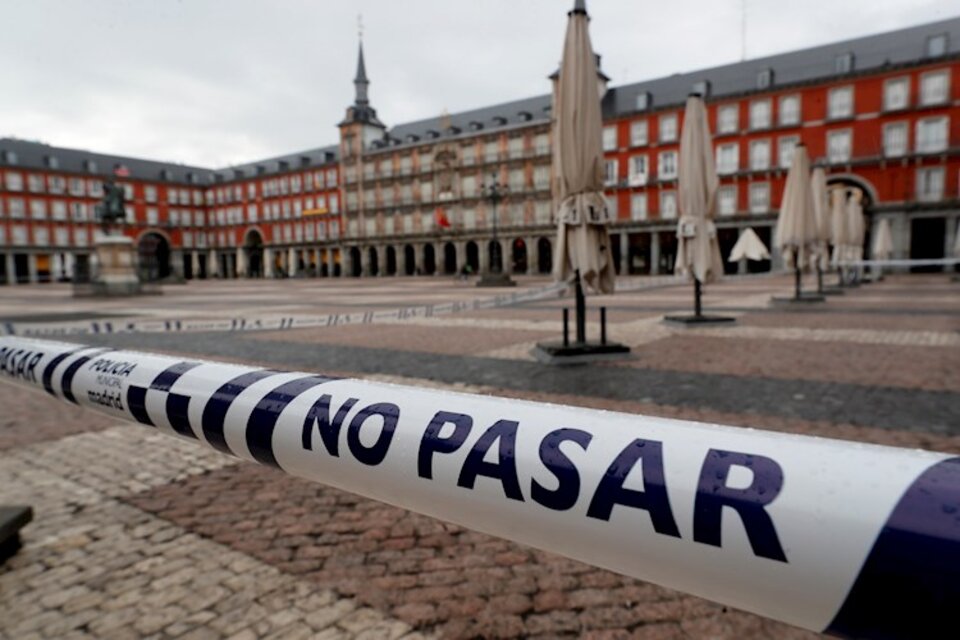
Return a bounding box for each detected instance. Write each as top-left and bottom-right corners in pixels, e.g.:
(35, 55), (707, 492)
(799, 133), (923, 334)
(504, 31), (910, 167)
(1, 273), (957, 639)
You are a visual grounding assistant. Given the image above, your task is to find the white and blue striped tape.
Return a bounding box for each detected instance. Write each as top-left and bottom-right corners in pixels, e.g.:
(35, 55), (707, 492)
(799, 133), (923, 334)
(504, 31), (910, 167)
(0, 335), (955, 638)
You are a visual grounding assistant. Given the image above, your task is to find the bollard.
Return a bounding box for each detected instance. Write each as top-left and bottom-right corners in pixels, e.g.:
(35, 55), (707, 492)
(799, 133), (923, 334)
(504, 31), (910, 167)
(562, 308), (570, 347)
(600, 306), (607, 345)
(0, 336), (957, 640)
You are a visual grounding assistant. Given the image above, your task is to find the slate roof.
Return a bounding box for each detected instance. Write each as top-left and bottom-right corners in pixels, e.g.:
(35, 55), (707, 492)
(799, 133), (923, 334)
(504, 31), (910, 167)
(1, 15), (957, 183)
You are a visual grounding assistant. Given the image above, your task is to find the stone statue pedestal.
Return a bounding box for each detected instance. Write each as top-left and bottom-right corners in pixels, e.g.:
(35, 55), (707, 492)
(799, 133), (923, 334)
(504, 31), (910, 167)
(74, 236), (159, 297)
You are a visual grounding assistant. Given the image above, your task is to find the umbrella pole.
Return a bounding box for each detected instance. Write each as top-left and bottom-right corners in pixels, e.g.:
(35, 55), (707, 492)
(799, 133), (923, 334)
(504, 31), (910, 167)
(817, 266), (823, 294)
(575, 269), (587, 344)
(694, 279), (703, 317)
(794, 266), (802, 300)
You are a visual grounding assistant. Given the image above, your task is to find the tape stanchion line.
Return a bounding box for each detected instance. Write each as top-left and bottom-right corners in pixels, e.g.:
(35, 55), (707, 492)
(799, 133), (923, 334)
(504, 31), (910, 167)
(1, 275), (694, 338)
(0, 335), (956, 639)
(839, 257), (960, 268)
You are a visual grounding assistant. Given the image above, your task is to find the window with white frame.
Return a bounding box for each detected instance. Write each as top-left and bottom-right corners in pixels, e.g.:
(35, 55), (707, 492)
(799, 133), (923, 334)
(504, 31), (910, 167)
(883, 122), (908, 157)
(485, 140), (499, 162)
(30, 199), (47, 219)
(883, 77), (909, 111)
(750, 139), (771, 171)
(535, 133), (550, 155)
(716, 143), (739, 175)
(828, 86), (854, 119)
(27, 174), (44, 193)
(779, 94), (801, 126)
(717, 104), (739, 134)
(51, 200), (67, 221)
(778, 136), (799, 168)
(749, 183), (770, 213)
(146, 207), (159, 225)
(630, 193), (647, 220)
(75, 228), (88, 246)
(11, 225), (27, 246)
(534, 200), (551, 223)
(916, 117), (948, 153)
(658, 151), (678, 180)
(0, 226), (5, 245)
(835, 52), (854, 74)
(33, 227), (49, 246)
(461, 175), (477, 198)
(5, 172), (23, 191)
(47, 176), (64, 194)
(8, 197), (25, 218)
(247, 204), (258, 222)
(660, 191), (677, 219)
(827, 130), (852, 163)
(659, 114), (678, 143)
(68, 178), (84, 196)
(142, 185), (156, 202)
(509, 168), (525, 191)
(628, 155), (648, 185)
(920, 70), (950, 106)
(916, 167), (945, 201)
(749, 99), (772, 130)
(604, 197), (617, 219)
(326, 169), (337, 187)
(630, 120), (648, 146)
(329, 194), (339, 213)
(718, 186), (737, 216)
(603, 159), (619, 186)
(69, 201), (85, 221)
(534, 166), (550, 190)
(55, 228), (69, 247)
(602, 126), (617, 151)
(509, 137), (524, 158)
(420, 181), (433, 202)
(89, 180), (103, 197)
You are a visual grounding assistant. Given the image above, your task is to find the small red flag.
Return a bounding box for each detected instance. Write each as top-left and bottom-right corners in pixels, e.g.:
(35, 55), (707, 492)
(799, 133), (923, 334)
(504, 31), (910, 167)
(435, 207), (451, 228)
(113, 164), (130, 177)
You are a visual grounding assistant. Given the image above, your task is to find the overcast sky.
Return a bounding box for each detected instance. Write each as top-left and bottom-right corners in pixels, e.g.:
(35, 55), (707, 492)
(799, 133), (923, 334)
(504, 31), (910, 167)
(3, 0), (955, 169)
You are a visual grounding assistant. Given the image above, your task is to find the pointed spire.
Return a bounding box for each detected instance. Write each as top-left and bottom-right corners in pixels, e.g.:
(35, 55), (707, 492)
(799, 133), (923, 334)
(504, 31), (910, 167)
(571, 0), (587, 15)
(354, 41), (370, 106)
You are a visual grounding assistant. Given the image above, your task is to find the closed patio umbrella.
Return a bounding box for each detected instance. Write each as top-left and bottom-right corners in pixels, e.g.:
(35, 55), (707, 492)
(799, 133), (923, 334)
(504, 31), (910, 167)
(846, 188), (866, 282)
(673, 94), (726, 320)
(728, 227), (770, 263)
(775, 143), (818, 300)
(810, 167), (831, 291)
(551, 0), (615, 341)
(872, 218), (894, 260)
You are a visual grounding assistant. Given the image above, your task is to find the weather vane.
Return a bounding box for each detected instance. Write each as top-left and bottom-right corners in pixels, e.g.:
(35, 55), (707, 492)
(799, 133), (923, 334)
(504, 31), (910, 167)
(357, 13), (364, 41)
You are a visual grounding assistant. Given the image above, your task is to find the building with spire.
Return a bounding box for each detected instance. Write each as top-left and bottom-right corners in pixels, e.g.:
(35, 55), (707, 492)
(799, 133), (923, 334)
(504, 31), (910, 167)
(0, 4), (958, 283)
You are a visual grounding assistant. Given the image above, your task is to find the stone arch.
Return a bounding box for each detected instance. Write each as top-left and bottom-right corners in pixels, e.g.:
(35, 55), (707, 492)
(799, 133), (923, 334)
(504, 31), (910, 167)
(137, 231), (171, 281)
(465, 241), (480, 273)
(368, 246), (379, 276)
(349, 246), (362, 277)
(825, 173), (877, 208)
(488, 240), (503, 273)
(404, 244), (416, 275)
(423, 244), (436, 275)
(512, 238), (528, 274)
(537, 237), (552, 274)
(443, 242), (457, 275)
(386, 246), (398, 276)
(243, 228), (265, 278)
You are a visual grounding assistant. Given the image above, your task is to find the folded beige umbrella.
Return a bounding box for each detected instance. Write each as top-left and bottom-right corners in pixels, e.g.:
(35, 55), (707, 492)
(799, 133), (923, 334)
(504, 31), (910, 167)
(829, 187), (849, 268)
(728, 227), (770, 262)
(846, 188), (866, 281)
(872, 218), (894, 260)
(775, 144), (818, 298)
(810, 167), (831, 275)
(674, 95), (724, 291)
(552, 0), (614, 296)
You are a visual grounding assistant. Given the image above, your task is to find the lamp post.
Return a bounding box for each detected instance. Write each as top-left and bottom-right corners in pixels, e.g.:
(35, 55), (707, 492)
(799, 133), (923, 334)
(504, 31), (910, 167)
(477, 172), (516, 287)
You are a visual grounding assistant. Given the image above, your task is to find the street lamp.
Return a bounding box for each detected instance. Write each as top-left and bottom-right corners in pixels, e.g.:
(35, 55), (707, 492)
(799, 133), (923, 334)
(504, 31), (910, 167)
(477, 172), (516, 287)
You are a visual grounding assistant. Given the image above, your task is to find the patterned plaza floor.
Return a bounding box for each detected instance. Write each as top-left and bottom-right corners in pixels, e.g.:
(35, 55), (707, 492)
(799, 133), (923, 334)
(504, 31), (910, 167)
(1, 273), (957, 639)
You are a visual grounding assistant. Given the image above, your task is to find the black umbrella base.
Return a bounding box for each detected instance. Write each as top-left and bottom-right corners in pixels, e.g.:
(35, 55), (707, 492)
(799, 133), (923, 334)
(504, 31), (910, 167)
(0, 506), (32, 563)
(662, 314), (737, 326)
(770, 294), (826, 306)
(476, 272), (517, 287)
(532, 341), (631, 366)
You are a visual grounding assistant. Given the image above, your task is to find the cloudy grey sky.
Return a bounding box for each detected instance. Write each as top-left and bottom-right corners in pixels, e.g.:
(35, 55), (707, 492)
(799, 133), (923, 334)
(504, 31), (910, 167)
(3, 0), (955, 169)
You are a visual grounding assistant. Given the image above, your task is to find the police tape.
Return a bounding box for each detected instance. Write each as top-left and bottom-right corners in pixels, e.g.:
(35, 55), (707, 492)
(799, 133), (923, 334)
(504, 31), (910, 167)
(0, 336), (956, 639)
(1, 275), (686, 337)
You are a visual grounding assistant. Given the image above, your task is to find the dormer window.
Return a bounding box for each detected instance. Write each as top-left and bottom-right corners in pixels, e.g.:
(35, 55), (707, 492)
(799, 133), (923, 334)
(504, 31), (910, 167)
(926, 33), (948, 58)
(447, 126), (461, 135)
(85, 160), (98, 173)
(278, 160), (289, 172)
(160, 169), (172, 181)
(46, 155), (59, 169)
(469, 121), (484, 131)
(492, 116), (508, 126)
(756, 69), (773, 89)
(834, 52), (854, 74)
(406, 134), (420, 143)
(635, 92), (651, 111)
(234, 169), (245, 180)
(518, 111), (532, 121)
(256, 165), (266, 176)
(426, 130), (439, 139)
(3, 150), (17, 164)
(300, 156), (311, 167)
